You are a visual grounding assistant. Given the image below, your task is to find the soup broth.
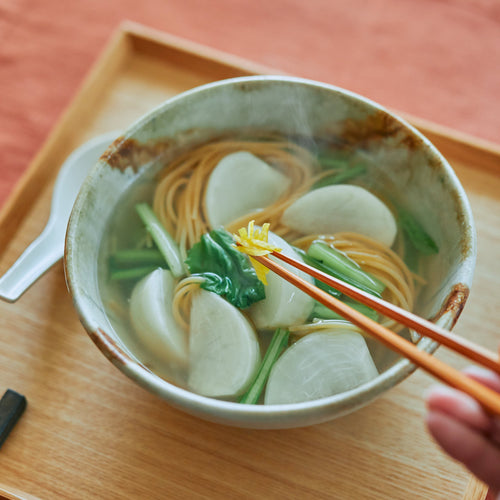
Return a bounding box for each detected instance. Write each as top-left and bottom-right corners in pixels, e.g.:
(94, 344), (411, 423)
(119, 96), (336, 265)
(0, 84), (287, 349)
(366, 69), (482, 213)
(98, 130), (435, 404)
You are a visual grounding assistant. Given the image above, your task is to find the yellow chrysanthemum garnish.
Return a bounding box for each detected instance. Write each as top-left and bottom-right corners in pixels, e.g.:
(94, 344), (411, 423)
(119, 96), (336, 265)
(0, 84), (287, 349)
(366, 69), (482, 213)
(233, 220), (281, 285)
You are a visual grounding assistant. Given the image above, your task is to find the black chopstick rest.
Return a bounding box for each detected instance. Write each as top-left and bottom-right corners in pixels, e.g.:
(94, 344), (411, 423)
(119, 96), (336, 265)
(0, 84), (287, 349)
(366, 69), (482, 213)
(0, 389), (27, 449)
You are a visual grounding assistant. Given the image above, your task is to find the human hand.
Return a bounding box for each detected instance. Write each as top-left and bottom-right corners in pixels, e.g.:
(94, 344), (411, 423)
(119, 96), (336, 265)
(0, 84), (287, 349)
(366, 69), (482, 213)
(425, 366), (500, 498)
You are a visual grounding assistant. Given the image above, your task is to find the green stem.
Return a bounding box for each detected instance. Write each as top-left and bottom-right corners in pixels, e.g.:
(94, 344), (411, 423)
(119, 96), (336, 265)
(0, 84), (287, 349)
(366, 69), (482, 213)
(239, 328), (289, 405)
(110, 266), (159, 281)
(316, 151), (351, 170)
(314, 277), (343, 298)
(312, 164), (366, 189)
(135, 203), (185, 278)
(398, 207), (439, 255)
(306, 241), (385, 297)
(311, 300), (378, 322)
(110, 248), (166, 268)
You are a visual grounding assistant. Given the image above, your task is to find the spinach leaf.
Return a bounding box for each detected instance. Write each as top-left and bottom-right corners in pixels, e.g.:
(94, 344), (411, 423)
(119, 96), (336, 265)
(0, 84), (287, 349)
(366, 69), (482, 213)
(185, 229), (265, 309)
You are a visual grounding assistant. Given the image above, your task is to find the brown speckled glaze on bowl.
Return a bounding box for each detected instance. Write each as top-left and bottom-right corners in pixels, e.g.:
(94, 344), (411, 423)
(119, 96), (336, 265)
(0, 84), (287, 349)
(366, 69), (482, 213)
(64, 76), (476, 429)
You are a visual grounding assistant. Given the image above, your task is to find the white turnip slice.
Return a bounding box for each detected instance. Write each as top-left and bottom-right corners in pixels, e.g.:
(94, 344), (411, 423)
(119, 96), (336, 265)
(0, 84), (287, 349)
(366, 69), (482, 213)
(264, 330), (379, 405)
(249, 231), (315, 329)
(282, 184), (397, 247)
(205, 151), (290, 228)
(129, 269), (188, 365)
(188, 289), (260, 398)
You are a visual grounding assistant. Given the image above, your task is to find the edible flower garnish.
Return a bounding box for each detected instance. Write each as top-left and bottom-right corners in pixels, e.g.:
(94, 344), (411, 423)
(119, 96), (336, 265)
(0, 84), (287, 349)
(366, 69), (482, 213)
(233, 220), (281, 285)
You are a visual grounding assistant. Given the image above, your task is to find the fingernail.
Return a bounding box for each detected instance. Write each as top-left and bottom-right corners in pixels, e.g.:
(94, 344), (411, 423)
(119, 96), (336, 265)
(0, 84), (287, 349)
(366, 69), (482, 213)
(462, 365), (494, 378)
(424, 385), (481, 413)
(422, 384), (444, 405)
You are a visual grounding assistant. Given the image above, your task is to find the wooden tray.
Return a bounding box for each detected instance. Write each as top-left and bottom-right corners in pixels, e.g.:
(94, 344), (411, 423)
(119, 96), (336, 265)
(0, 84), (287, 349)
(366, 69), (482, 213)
(1, 21), (498, 500)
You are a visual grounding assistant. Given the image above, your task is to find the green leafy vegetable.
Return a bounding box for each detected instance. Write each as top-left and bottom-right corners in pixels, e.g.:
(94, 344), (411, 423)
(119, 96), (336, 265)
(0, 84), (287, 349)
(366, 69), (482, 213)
(312, 164), (366, 190)
(313, 277), (343, 298)
(109, 249), (167, 282)
(316, 150), (351, 170)
(185, 229), (265, 309)
(109, 248), (166, 269)
(402, 232), (420, 273)
(398, 207), (439, 255)
(306, 241), (385, 297)
(239, 328), (289, 404)
(311, 300), (378, 322)
(135, 203), (185, 278)
(293, 247), (341, 298)
(110, 266), (160, 282)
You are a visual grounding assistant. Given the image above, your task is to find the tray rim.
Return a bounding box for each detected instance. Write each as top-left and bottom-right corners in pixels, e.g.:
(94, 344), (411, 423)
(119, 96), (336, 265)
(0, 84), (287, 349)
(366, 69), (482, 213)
(123, 20), (500, 170)
(0, 19), (493, 500)
(2, 19), (500, 249)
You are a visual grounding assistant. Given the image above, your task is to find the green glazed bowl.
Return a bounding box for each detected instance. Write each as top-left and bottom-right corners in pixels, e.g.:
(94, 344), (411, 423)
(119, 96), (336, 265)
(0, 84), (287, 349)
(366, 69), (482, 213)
(65, 76), (476, 429)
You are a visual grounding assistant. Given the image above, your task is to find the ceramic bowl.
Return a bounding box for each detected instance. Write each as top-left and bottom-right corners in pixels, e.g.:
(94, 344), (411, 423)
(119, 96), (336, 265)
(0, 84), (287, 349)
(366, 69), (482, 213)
(64, 76), (476, 429)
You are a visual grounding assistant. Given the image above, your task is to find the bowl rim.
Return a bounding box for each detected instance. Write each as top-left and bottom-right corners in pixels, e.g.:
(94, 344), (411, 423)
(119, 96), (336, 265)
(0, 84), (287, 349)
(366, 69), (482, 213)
(65, 75), (477, 427)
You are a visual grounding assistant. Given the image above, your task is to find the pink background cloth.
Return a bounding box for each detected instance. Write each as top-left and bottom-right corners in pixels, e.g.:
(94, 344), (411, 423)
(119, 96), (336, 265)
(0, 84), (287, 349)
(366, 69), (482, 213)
(0, 0), (499, 206)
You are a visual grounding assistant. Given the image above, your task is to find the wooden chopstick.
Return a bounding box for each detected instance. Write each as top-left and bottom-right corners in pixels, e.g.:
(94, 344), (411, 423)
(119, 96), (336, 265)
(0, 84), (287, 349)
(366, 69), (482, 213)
(253, 253), (500, 416)
(272, 250), (500, 375)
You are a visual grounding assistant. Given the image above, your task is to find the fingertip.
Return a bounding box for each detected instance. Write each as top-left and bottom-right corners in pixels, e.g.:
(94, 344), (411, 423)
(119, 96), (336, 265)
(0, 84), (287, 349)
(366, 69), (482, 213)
(424, 384), (491, 431)
(425, 410), (500, 491)
(425, 406), (446, 438)
(485, 489), (500, 500)
(425, 384), (478, 411)
(463, 365), (500, 392)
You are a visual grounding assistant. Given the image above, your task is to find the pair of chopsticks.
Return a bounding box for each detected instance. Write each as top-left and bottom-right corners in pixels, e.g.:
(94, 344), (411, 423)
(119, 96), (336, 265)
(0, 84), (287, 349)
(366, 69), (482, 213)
(252, 251), (500, 416)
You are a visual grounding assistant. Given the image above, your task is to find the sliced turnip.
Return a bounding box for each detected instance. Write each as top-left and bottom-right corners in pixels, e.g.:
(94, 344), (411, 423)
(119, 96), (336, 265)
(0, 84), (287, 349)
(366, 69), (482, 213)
(282, 184), (397, 247)
(129, 269), (188, 365)
(264, 330), (379, 405)
(188, 289), (260, 398)
(205, 151), (290, 228)
(249, 231), (315, 329)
